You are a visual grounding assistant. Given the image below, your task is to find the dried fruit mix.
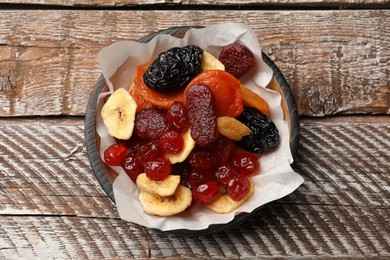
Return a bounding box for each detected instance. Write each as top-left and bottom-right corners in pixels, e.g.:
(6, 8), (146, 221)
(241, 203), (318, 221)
(101, 42), (280, 217)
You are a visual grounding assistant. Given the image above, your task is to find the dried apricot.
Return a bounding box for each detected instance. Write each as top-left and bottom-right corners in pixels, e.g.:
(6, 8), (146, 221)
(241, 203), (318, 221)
(186, 70), (243, 117)
(134, 63), (185, 109)
(129, 83), (154, 112)
(240, 84), (270, 116)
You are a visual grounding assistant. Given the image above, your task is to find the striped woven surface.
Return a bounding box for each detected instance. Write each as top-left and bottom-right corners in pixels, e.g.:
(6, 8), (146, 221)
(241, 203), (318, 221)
(0, 116), (389, 259)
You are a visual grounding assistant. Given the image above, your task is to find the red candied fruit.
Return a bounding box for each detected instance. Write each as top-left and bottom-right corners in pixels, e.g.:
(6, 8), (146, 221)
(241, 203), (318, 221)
(134, 108), (170, 140)
(166, 101), (189, 133)
(188, 168), (217, 186)
(158, 130), (184, 154)
(232, 151), (260, 176)
(218, 42), (255, 79)
(135, 140), (161, 162)
(121, 152), (143, 182)
(215, 163), (238, 187)
(104, 143), (128, 166)
(192, 181), (219, 205)
(143, 156), (172, 181)
(228, 174), (251, 201)
(188, 150), (218, 170)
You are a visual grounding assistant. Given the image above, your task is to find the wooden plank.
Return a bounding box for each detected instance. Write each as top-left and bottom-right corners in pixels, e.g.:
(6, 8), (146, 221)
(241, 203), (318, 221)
(0, 116), (389, 258)
(1, 0), (389, 8)
(0, 10), (389, 117)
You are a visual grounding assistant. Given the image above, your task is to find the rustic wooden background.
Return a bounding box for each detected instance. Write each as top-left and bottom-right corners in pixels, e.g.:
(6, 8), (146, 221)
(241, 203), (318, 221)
(0, 1), (389, 259)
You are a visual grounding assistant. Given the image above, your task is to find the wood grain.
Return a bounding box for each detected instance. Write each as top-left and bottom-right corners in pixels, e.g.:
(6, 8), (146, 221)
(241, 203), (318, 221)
(1, 0), (389, 7)
(0, 116), (389, 259)
(1, 10), (388, 117)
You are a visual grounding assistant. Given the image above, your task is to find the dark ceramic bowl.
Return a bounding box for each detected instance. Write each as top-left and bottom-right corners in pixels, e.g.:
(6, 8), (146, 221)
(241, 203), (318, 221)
(85, 26), (299, 235)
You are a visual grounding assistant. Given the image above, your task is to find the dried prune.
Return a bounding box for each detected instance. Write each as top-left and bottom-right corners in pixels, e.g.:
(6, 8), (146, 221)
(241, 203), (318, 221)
(143, 45), (203, 92)
(218, 42), (255, 79)
(185, 84), (219, 147)
(236, 106), (279, 153)
(134, 108), (170, 140)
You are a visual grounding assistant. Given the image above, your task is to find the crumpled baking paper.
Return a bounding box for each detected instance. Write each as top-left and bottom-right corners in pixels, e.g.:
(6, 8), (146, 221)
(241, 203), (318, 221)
(96, 23), (304, 231)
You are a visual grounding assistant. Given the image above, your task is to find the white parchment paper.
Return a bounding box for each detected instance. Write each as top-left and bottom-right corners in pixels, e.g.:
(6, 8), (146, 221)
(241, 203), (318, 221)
(96, 23), (304, 231)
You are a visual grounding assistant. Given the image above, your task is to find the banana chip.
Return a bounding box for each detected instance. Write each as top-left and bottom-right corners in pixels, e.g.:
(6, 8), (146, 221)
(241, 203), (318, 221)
(139, 185), (192, 217)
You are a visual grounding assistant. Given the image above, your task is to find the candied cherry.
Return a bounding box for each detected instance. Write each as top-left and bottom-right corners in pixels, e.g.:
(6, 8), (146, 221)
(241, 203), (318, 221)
(232, 151), (260, 176)
(215, 163), (239, 187)
(188, 168), (217, 186)
(143, 156), (172, 181)
(228, 175), (251, 201)
(166, 101), (189, 132)
(135, 140), (161, 162)
(121, 152), (143, 182)
(158, 130), (184, 154)
(104, 143), (128, 166)
(188, 150), (218, 170)
(192, 181), (219, 205)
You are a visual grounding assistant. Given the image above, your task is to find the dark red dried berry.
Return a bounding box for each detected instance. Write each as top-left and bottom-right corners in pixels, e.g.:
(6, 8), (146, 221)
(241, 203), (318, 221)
(227, 174), (251, 201)
(232, 151), (260, 176)
(188, 150), (218, 170)
(219, 42), (255, 78)
(188, 168), (217, 186)
(215, 163), (239, 187)
(121, 152), (143, 182)
(171, 161), (192, 188)
(166, 101), (189, 132)
(104, 143), (128, 166)
(143, 156), (171, 181)
(192, 181), (219, 205)
(185, 84), (219, 147)
(135, 140), (161, 162)
(135, 108), (170, 140)
(158, 130), (184, 154)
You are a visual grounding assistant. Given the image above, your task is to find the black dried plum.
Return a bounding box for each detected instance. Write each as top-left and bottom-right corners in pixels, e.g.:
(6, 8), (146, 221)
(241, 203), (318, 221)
(143, 45), (203, 92)
(236, 106), (280, 153)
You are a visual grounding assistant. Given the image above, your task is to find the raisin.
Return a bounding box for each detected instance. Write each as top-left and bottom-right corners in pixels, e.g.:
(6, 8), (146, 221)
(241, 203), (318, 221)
(135, 108), (170, 140)
(185, 84), (219, 147)
(219, 42), (255, 78)
(166, 101), (189, 132)
(143, 45), (203, 92)
(236, 106), (280, 153)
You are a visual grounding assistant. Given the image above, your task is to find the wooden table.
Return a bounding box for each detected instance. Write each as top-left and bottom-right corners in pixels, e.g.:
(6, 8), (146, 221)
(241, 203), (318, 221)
(1, 1), (389, 259)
